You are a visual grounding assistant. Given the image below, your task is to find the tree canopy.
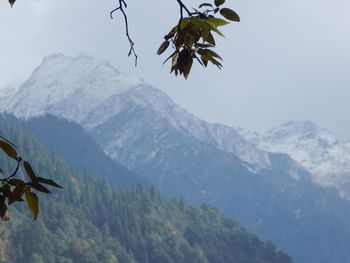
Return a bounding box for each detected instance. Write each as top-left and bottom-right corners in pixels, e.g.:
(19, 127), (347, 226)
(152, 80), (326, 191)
(0, 118), (293, 263)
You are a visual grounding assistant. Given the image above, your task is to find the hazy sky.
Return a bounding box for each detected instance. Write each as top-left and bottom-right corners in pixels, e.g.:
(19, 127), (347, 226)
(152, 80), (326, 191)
(0, 0), (349, 137)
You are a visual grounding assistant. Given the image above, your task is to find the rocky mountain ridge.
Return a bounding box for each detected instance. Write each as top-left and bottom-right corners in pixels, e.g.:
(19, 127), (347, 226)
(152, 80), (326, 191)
(238, 121), (350, 199)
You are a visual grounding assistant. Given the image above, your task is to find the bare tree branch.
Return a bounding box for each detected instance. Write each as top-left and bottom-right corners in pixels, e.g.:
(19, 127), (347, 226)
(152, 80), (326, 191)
(110, 0), (138, 66)
(111, 0), (194, 67)
(176, 0), (193, 17)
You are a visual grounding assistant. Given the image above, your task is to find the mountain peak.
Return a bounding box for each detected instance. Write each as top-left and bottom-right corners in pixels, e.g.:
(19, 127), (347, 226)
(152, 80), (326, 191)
(283, 120), (319, 131)
(0, 53), (271, 170)
(0, 53), (144, 120)
(241, 121), (350, 195)
(267, 120), (321, 140)
(41, 52), (65, 61)
(33, 53), (121, 83)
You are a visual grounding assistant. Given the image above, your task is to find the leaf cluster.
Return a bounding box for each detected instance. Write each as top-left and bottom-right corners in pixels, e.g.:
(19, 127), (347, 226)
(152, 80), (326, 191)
(157, 0), (240, 79)
(0, 136), (62, 221)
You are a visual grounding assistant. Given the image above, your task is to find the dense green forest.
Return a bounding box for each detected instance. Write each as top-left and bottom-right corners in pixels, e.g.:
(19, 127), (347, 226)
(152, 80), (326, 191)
(0, 118), (292, 263)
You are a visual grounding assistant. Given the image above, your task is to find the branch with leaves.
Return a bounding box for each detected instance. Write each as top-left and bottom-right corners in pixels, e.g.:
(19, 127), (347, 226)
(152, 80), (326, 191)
(108, 0), (240, 78)
(157, 0), (240, 79)
(8, 0), (239, 78)
(0, 136), (63, 221)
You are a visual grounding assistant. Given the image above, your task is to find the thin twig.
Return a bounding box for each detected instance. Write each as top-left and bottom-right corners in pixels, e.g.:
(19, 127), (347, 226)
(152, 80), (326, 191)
(175, 0), (194, 50)
(176, 0), (193, 16)
(111, 0), (138, 66)
(1, 158), (21, 182)
(111, 0), (194, 66)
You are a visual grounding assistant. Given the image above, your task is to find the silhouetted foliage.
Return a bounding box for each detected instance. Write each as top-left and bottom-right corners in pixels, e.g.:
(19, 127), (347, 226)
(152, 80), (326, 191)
(0, 136), (62, 221)
(8, 0), (240, 79)
(157, 0), (240, 79)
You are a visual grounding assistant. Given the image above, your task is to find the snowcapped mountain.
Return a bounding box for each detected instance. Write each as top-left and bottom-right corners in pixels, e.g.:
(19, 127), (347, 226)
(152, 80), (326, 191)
(0, 53), (143, 123)
(239, 121), (350, 199)
(0, 53), (270, 170)
(4, 53), (350, 263)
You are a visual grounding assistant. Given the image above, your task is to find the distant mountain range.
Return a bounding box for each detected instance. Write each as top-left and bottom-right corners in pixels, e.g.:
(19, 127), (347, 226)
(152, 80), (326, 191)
(237, 121), (350, 199)
(2, 53), (350, 263)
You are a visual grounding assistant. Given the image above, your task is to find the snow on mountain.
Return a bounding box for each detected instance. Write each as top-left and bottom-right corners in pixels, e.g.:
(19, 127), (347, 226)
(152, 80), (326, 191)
(239, 121), (350, 198)
(5, 54), (350, 263)
(0, 53), (144, 122)
(0, 53), (270, 170)
(0, 85), (20, 100)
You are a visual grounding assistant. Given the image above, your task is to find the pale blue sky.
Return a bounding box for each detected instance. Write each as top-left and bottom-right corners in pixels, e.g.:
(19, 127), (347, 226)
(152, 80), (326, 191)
(0, 0), (349, 137)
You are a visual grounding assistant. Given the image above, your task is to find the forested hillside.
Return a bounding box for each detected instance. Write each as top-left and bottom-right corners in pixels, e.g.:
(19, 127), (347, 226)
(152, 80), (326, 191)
(0, 119), (292, 263)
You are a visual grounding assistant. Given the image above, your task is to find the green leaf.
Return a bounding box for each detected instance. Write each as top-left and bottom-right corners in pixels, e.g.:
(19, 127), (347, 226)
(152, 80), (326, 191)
(37, 177), (64, 189)
(8, 0), (16, 7)
(25, 188), (39, 220)
(177, 49), (193, 79)
(186, 27), (202, 43)
(163, 51), (177, 65)
(214, 0), (225, 7)
(198, 48), (223, 60)
(180, 18), (190, 30)
(195, 43), (214, 48)
(8, 186), (24, 205)
(190, 18), (210, 42)
(0, 196), (9, 221)
(194, 55), (204, 66)
(206, 17), (230, 27)
(220, 8), (240, 22)
(200, 55), (209, 67)
(8, 179), (26, 187)
(164, 26), (177, 40)
(183, 56), (193, 79)
(31, 183), (51, 194)
(1, 184), (11, 198)
(184, 33), (196, 48)
(23, 161), (37, 182)
(157, 41), (170, 55)
(204, 21), (225, 37)
(199, 52), (223, 69)
(205, 32), (216, 46)
(174, 32), (184, 46)
(170, 52), (179, 74)
(0, 136), (16, 148)
(0, 140), (18, 160)
(207, 55), (223, 68)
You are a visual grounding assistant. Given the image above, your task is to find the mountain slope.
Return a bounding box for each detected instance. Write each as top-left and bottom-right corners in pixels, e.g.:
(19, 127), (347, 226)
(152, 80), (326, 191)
(24, 114), (144, 186)
(0, 120), (293, 263)
(2, 54), (350, 263)
(0, 53), (270, 171)
(240, 121), (350, 199)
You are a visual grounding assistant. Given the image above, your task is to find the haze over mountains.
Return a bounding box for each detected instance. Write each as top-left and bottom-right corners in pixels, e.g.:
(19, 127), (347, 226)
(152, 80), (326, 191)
(238, 121), (350, 199)
(2, 53), (350, 263)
